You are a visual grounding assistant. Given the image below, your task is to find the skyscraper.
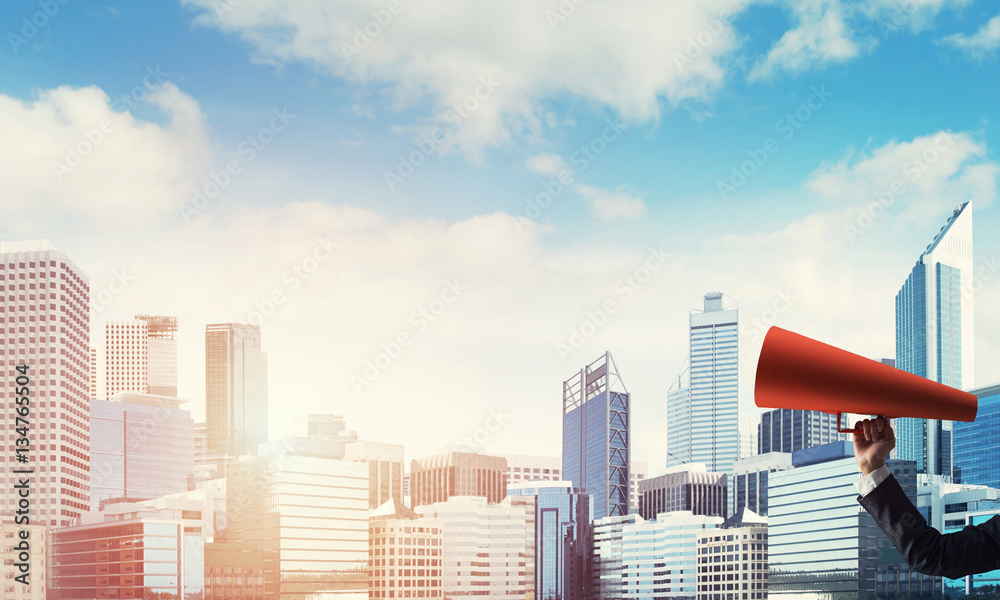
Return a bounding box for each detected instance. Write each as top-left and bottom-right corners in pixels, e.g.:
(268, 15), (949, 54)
(104, 314), (178, 401)
(344, 440), (405, 509)
(954, 382), (1000, 488)
(508, 481), (593, 600)
(105, 319), (147, 399)
(409, 452), (507, 507)
(758, 408), (842, 454)
(895, 202), (974, 478)
(499, 454), (650, 513)
(89, 392), (195, 511)
(768, 441), (917, 598)
(562, 351), (631, 520)
(667, 292), (740, 513)
(226, 441), (369, 598)
(50, 506), (205, 599)
(1, 240), (90, 527)
(89, 344), (99, 399)
(593, 513), (642, 600)
(638, 465), (728, 520)
(205, 323), (269, 457)
(414, 496), (528, 600)
(697, 508), (769, 600)
(733, 451), (793, 517)
(621, 511), (723, 598)
(138, 314), (178, 397)
(369, 499), (444, 599)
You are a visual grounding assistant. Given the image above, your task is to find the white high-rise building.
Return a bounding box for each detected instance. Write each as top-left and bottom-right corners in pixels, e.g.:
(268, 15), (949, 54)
(501, 453), (650, 513)
(105, 319), (148, 399)
(415, 496), (528, 600)
(621, 511), (723, 599)
(668, 292), (740, 513)
(593, 513), (642, 600)
(344, 439), (405, 509)
(226, 442), (369, 598)
(139, 314), (178, 397)
(500, 453), (562, 486)
(89, 344), (99, 399)
(697, 508), (769, 600)
(104, 315), (178, 400)
(1, 240), (91, 527)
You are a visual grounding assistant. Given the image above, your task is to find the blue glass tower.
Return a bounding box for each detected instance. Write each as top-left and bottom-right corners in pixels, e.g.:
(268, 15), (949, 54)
(509, 481), (593, 600)
(562, 352), (630, 520)
(895, 202), (974, 478)
(954, 383), (1000, 488)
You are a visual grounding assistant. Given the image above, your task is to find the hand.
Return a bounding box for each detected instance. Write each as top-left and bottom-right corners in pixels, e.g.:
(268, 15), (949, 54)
(853, 416), (895, 476)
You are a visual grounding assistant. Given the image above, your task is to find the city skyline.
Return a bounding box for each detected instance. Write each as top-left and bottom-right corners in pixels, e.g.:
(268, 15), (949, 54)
(3, 1), (1000, 468)
(8, 2), (1000, 598)
(10, 231), (1000, 469)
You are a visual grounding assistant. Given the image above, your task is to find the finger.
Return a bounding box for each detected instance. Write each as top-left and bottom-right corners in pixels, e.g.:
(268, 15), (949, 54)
(863, 419), (873, 442)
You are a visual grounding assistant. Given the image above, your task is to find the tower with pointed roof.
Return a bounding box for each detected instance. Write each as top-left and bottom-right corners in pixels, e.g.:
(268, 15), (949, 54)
(895, 202), (974, 479)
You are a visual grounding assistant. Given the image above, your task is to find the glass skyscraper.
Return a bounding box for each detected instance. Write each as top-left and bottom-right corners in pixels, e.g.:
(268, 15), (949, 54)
(508, 481), (593, 600)
(895, 202), (974, 478)
(668, 292), (740, 513)
(593, 513), (641, 600)
(768, 441), (917, 598)
(637, 466), (727, 520)
(206, 322), (269, 458)
(90, 392), (195, 511)
(225, 443), (369, 598)
(733, 452), (793, 517)
(562, 351), (631, 520)
(758, 408), (841, 454)
(51, 510), (205, 599)
(954, 382), (1000, 488)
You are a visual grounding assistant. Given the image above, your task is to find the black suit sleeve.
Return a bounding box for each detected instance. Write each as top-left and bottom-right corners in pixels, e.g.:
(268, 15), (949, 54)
(857, 473), (1000, 579)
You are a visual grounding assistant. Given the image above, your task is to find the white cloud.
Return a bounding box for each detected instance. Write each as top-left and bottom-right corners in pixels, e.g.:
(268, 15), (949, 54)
(862, 0), (974, 34)
(525, 153), (647, 220)
(806, 131), (997, 226)
(575, 184), (647, 220)
(0, 83), (210, 228)
(941, 13), (1000, 61)
(749, 0), (973, 81)
(182, 0), (748, 154)
(179, 0), (984, 153)
(525, 153), (570, 177)
(749, 0), (861, 81)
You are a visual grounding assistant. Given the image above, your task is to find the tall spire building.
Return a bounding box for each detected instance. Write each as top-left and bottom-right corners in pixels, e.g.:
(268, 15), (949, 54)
(667, 292), (740, 513)
(894, 202), (974, 478)
(562, 351), (631, 520)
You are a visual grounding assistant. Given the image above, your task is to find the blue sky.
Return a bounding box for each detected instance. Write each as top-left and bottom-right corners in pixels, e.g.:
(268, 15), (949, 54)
(2, 0), (1000, 467)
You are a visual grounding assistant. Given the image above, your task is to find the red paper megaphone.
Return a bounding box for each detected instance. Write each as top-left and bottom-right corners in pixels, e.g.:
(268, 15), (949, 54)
(754, 326), (978, 434)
